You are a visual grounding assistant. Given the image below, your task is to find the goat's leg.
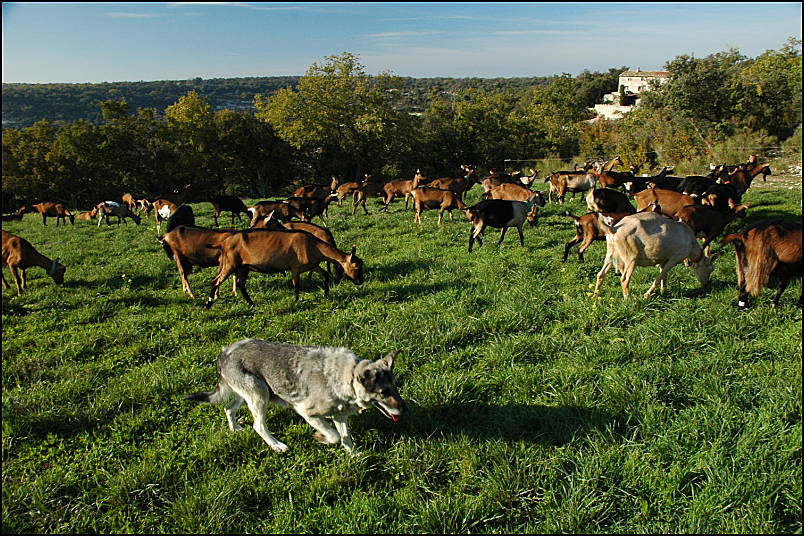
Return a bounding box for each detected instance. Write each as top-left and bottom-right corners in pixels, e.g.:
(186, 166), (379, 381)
(312, 265), (330, 297)
(771, 277), (791, 308)
(469, 223), (484, 252)
(516, 225), (525, 247)
(594, 254), (614, 294)
(619, 262), (638, 298)
(233, 268), (253, 306)
(563, 235), (583, 262)
(1, 268), (9, 289)
(206, 265), (234, 309)
(9, 266), (24, 295)
(496, 227), (509, 247)
(643, 262), (673, 299)
(291, 271), (302, 301)
(176, 257), (195, 298)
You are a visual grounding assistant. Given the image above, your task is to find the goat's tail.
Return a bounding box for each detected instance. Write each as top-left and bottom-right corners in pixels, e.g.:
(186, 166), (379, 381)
(184, 382), (230, 405)
(564, 211), (580, 222)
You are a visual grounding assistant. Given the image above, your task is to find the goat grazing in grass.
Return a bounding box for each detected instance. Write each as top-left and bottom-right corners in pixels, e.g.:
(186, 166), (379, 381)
(721, 219), (802, 308)
(204, 230), (364, 308)
(465, 199), (539, 252)
(2, 229), (66, 296)
(594, 211), (717, 299)
(31, 202), (75, 226)
(252, 214), (345, 281)
(210, 195), (250, 227)
(96, 201), (142, 227)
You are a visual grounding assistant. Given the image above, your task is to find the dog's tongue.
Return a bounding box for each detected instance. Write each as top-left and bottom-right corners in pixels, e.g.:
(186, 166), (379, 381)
(390, 414), (399, 422)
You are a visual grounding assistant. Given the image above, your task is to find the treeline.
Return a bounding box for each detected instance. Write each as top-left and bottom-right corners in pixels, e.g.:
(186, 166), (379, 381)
(2, 75), (564, 128)
(2, 42), (800, 210)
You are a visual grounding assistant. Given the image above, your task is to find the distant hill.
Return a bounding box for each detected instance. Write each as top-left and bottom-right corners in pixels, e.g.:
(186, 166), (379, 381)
(2, 76), (551, 128)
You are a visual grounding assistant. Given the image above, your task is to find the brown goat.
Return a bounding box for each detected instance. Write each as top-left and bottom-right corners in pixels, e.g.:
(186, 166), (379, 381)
(121, 193), (136, 211)
(2, 229), (66, 295)
(76, 208), (97, 221)
(352, 182), (387, 215)
(251, 215), (345, 281)
(159, 225), (238, 298)
(248, 201), (307, 226)
(426, 165), (476, 200)
(586, 188), (636, 213)
(31, 202), (75, 226)
(335, 174), (370, 205)
(725, 163), (772, 195)
(382, 173), (421, 211)
(411, 186), (469, 225)
(204, 230), (364, 308)
(634, 189), (699, 218)
(674, 200), (751, 254)
(153, 199), (178, 232)
(292, 177), (338, 201)
(721, 220), (802, 308)
(562, 211), (634, 262)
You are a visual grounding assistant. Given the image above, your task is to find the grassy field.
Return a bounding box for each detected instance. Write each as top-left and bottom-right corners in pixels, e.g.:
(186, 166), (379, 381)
(2, 162), (802, 533)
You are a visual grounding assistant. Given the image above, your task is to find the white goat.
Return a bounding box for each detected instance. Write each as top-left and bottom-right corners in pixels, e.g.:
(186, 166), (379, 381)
(594, 211), (718, 299)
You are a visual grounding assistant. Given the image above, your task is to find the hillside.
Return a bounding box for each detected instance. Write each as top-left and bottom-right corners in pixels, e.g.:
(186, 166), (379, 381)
(1, 76), (552, 128)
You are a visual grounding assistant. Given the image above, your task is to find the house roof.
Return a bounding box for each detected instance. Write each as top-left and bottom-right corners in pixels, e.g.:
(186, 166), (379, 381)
(620, 70), (670, 78)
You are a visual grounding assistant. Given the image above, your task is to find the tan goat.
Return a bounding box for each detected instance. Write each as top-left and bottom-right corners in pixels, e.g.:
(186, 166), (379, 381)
(2, 230), (66, 296)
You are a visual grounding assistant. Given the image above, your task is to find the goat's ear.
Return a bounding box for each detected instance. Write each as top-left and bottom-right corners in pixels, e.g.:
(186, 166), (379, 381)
(350, 245), (356, 257)
(380, 350), (400, 369)
(266, 210), (275, 221)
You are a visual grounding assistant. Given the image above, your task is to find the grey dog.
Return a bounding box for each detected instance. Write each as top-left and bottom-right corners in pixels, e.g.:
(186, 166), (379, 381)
(185, 339), (407, 454)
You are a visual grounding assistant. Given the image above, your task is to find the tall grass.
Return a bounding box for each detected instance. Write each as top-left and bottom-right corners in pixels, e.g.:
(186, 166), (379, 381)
(2, 171), (801, 533)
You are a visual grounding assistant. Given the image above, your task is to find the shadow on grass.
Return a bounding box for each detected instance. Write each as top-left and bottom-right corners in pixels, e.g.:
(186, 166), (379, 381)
(370, 402), (622, 447)
(367, 260), (433, 281)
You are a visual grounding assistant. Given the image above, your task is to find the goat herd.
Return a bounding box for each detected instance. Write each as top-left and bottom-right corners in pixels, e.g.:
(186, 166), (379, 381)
(1, 155), (802, 309)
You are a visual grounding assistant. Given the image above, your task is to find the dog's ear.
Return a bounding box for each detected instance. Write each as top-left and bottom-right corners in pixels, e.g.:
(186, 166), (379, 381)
(379, 350), (400, 369)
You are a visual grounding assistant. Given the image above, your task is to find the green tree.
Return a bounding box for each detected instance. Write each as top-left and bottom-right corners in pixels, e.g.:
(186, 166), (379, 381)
(255, 52), (412, 180)
(737, 38), (802, 139)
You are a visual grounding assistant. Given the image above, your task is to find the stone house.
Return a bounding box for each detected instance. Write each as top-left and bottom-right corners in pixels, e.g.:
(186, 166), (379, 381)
(592, 68), (670, 120)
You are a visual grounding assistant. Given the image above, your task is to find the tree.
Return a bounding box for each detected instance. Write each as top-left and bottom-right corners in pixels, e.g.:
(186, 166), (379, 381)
(255, 52), (412, 180)
(737, 38), (802, 139)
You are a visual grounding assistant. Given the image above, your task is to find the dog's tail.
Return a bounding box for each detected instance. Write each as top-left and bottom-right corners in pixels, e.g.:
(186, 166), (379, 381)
(184, 383), (230, 405)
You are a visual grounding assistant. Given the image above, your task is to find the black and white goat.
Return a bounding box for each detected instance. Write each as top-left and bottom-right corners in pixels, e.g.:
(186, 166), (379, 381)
(464, 199), (539, 252)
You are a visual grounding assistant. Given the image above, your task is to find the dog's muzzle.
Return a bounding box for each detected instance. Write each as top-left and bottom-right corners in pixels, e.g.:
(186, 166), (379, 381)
(373, 399), (406, 422)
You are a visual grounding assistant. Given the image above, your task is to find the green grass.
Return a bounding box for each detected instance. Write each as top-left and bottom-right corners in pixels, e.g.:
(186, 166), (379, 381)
(2, 170), (802, 533)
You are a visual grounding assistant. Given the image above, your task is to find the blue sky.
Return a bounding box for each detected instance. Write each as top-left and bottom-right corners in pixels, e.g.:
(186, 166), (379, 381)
(2, 2), (801, 83)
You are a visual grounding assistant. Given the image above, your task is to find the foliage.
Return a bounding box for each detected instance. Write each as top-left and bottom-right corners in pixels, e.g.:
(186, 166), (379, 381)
(255, 52), (416, 180)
